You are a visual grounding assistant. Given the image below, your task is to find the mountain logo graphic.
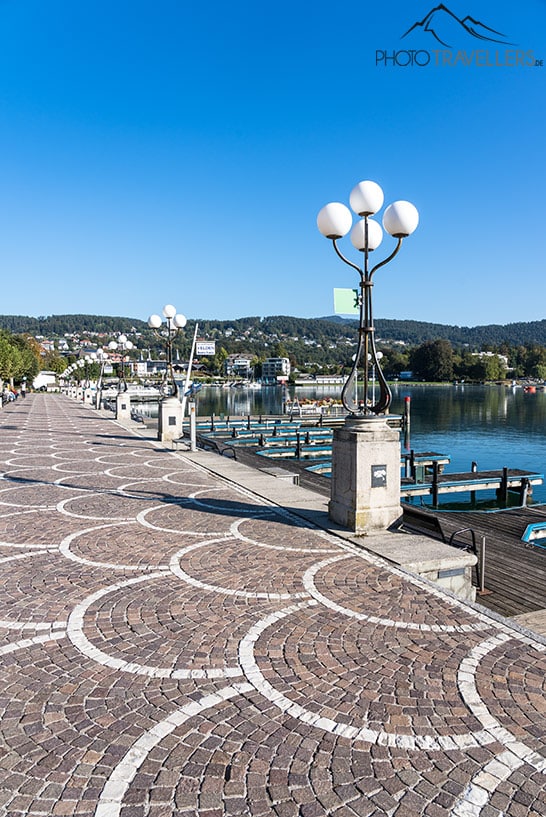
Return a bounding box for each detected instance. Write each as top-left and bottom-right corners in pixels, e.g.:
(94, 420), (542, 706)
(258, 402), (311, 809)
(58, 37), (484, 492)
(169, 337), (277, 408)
(402, 4), (516, 48)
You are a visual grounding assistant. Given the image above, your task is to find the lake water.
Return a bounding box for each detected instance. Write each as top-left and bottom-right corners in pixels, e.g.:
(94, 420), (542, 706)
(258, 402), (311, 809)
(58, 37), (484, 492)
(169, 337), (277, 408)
(145, 382), (546, 504)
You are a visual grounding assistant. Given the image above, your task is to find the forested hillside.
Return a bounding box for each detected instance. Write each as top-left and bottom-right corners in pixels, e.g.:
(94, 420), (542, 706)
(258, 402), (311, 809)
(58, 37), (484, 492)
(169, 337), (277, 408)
(1, 313), (545, 347)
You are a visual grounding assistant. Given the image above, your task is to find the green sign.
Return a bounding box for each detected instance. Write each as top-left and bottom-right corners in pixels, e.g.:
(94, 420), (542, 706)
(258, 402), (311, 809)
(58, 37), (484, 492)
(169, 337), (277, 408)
(333, 288), (359, 315)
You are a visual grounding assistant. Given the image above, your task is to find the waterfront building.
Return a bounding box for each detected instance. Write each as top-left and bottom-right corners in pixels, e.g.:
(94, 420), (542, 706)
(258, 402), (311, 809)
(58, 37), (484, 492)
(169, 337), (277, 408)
(225, 354), (253, 379)
(262, 356), (291, 384)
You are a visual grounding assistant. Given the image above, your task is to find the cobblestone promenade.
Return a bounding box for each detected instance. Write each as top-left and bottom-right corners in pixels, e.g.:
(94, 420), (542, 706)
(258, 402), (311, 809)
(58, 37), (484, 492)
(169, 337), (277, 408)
(0, 394), (545, 817)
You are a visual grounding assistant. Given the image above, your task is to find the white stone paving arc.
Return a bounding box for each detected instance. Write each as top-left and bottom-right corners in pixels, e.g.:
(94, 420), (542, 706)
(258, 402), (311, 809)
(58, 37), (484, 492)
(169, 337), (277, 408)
(237, 601), (497, 751)
(0, 541), (57, 550)
(94, 682), (254, 817)
(56, 494), (134, 521)
(59, 522), (156, 570)
(0, 630), (67, 656)
(66, 573), (244, 680)
(0, 550), (57, 565)
(302, 555), (492, 633)
(169, 539), (309, 600)
(447, 633), (546, 815)
(135, 504), (230, 537)
(0, 619), (66, 631)
(230, 517), (340, 554)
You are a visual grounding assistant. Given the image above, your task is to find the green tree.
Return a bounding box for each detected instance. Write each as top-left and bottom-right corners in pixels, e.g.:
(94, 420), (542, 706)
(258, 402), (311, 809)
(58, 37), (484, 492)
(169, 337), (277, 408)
(213, 346), (229, 376)
(0, 334), (23, 382)
(42, 350), (69, 374)
(410, 340), (454, 381)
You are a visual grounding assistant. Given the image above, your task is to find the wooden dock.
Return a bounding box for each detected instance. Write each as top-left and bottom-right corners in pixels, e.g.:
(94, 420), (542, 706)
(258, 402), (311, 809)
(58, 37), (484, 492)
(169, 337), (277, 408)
(401, 503), (546, 620)
(401, 467), (543, 505)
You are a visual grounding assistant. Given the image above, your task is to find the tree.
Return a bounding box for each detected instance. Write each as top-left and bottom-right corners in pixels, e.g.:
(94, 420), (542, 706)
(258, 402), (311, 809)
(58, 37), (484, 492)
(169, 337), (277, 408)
(42, 350), (69, 374)
(0, 331), (40, 384)
(0, 334), (23, 382)
(213, 346), (229, 376)
(410, 340), (454, 381)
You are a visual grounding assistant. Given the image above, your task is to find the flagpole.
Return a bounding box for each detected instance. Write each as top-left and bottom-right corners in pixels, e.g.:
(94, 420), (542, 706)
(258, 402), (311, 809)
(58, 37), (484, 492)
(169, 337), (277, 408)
(180, 322), (199, 429)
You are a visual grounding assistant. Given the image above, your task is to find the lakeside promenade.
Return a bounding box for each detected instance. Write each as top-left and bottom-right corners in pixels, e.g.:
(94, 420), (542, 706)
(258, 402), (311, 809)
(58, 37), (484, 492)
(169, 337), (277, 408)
(0, 394), (545, 817)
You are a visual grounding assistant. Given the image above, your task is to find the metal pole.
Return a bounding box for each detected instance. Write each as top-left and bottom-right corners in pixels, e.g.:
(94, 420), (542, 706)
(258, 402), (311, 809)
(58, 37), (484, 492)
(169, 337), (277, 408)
(180, 322), (199, 429)
(189, 401), (197, 452)
(480, 536), (486, 594)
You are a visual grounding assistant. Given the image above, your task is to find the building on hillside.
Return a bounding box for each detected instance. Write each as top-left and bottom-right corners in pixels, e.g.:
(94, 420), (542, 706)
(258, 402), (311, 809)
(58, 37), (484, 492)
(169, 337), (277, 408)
(225, 354), (253, 379)
(262, 357), (291, 384)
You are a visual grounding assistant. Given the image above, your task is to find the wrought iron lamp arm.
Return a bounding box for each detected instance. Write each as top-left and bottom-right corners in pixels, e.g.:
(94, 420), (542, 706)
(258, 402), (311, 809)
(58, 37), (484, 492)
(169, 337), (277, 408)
(369, 237), (403, 279)
(332, 239), (361, 275)
(151, 324), (180, 397)
(338, 236), (404, 416)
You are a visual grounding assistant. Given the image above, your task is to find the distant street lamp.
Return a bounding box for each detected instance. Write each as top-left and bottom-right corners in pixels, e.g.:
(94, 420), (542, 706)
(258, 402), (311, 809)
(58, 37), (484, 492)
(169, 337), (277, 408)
(317, 180), (418, 415)
(108, 335), (134, 392)
(147, 305), (187, 396)
(95, 348), (108, 408)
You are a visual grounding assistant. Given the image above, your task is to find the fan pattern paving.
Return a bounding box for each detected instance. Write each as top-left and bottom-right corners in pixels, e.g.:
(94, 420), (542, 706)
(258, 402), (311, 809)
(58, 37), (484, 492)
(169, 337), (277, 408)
(0, 393), (544, 817)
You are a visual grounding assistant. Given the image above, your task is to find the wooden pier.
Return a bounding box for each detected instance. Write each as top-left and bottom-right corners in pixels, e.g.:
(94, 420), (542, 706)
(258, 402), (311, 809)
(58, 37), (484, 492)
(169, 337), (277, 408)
(401, 502), (546, 620)
(401, 467), (543, 506)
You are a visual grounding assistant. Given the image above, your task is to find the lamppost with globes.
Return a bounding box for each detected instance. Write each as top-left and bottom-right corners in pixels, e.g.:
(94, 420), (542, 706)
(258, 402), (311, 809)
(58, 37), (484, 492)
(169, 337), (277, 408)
(317, 180), (418, 416)
(147, 305), (187, 397)
(95, 349), (109, 409)
(108, 335), (134, 392)
(317, 179), (419, 534)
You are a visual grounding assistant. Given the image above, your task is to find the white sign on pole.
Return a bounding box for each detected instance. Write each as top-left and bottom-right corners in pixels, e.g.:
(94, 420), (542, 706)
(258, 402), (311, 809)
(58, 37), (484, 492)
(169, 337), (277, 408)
(196, 341), (216, 356)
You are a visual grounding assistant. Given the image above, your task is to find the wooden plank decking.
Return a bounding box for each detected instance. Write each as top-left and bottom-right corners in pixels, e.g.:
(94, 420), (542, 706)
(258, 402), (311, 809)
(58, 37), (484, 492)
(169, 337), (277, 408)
(401, 502), (546, 619)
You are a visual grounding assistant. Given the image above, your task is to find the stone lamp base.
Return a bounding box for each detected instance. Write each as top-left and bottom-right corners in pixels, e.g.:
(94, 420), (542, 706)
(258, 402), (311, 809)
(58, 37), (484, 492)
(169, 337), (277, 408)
(329, 415), (401, 534)
(158, 396), (183, 442)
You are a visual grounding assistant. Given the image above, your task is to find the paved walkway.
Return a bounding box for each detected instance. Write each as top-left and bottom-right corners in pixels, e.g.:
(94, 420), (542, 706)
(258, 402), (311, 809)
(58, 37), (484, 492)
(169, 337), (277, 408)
(0, 393), (545, 817)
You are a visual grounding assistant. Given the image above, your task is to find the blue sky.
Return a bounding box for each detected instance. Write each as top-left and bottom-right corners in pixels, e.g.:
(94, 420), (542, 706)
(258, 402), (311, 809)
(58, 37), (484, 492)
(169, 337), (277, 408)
(0, 0), (544, 327)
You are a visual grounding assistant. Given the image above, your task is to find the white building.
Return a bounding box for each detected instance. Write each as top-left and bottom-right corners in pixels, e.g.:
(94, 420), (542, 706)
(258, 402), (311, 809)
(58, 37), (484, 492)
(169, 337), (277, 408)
(225, 354), (253, 379)
(33, 371), (58, 391)
(262, 357), (291, 384)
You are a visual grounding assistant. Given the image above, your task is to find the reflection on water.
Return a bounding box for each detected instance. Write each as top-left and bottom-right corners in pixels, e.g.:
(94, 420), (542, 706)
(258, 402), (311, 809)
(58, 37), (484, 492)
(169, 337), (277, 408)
(141, 382), (546, 504)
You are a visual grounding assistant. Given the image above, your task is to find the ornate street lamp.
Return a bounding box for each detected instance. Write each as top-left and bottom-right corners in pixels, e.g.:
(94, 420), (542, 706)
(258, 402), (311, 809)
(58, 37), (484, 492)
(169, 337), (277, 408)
(147, 305), (187, 397)
(95, 349), (108, 408)
(317, 180), (418, 416)
(108, 335), (134, 392)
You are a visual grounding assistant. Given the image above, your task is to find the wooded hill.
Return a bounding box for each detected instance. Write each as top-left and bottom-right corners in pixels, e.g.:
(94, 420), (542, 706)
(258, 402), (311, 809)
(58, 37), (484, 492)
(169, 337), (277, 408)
(1, 313), (544, 349)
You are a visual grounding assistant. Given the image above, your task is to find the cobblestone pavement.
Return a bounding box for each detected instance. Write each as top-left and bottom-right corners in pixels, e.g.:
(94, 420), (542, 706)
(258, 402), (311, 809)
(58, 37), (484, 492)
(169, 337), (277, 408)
(0, 394), (545, 817)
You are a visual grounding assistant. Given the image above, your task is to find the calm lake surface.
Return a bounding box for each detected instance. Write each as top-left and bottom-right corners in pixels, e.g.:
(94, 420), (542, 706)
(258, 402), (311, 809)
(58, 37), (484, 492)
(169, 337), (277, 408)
(157, 382), (546, 504)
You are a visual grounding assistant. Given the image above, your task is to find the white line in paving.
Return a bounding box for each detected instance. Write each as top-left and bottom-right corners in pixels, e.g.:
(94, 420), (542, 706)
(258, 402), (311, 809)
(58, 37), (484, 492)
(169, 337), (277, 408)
(448, 633), (546, 815)
(169, 540), (309, 600)
(0, 619), (66, 631)
(302, 555), (491, 632)
(0, 508), (55, 518)
(135, 504), (228, 536)
(231, 518), (345, 554)
(94, 682), (254, 817)
(0, 630), (66, 656)
(59, 522), (156, 570)
(161, 471), (217, 488)
(67, 573), (243, 679)
(0, 541), (57, 550)
(238, 601), (497, 751)
(0, 550), (56, 565)
(56, 494), (133, 521)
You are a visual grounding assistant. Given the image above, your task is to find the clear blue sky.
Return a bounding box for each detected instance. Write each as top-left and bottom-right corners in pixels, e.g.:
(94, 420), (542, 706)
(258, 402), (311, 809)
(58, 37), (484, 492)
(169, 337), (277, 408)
(0, 0), (544, 327)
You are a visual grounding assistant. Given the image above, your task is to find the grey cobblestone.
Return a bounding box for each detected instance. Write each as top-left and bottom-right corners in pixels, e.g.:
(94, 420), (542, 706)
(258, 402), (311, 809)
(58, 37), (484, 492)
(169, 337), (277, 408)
(0, 394), (544, 816)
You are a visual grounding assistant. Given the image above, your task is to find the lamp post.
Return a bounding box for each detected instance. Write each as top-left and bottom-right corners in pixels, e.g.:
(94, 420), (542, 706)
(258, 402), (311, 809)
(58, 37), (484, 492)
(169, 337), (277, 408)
(108, 335), (134, 392)
(147, 304), (187, 441)
(317, 179), (419, 533)
(82, 353), (98, 404)
(318, 180), (418, 415)
(108, 335), (134, 421)
(95, 349), (108, 409)
(147, 305), (187, 397)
